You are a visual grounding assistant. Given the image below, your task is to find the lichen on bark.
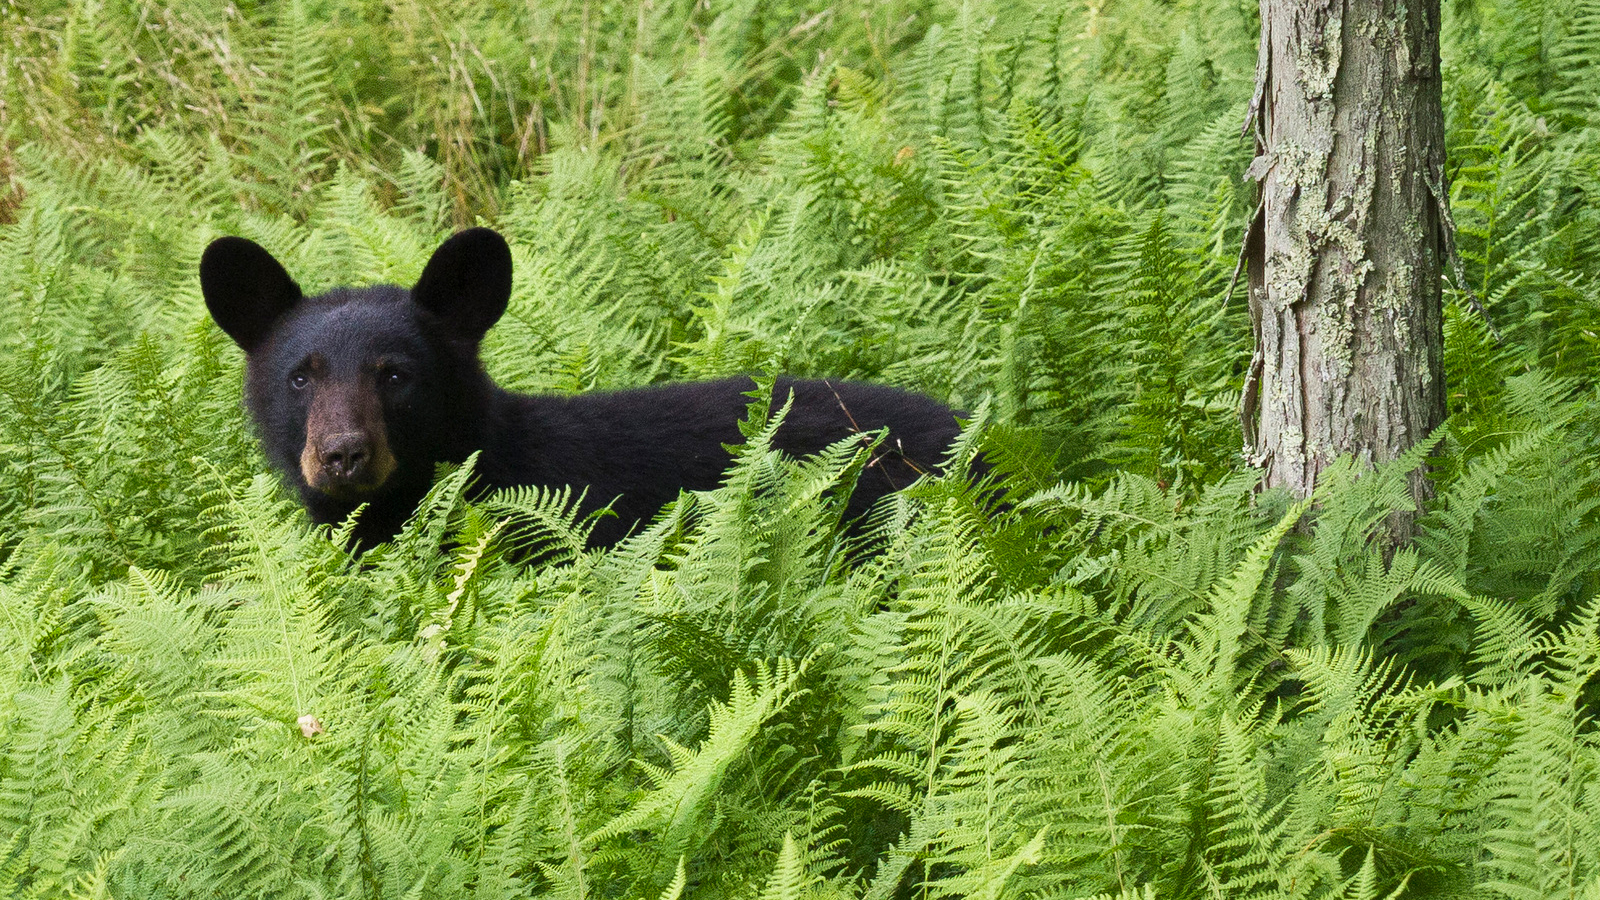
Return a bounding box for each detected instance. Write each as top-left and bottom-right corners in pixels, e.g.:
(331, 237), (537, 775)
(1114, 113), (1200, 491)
(1241, 0), (1448, 537)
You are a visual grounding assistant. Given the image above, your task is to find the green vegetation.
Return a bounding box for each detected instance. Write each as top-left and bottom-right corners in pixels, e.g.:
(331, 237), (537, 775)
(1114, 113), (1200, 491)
(2, 0), (1599, 896)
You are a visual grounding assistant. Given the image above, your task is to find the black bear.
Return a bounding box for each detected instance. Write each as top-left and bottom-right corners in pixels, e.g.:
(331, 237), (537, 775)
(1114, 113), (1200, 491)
(200, 228), (966, 549)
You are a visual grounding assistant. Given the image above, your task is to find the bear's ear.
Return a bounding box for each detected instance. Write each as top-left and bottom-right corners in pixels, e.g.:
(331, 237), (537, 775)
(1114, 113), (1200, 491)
(411, 227), (512, 341)
(200, 236), (303, 353)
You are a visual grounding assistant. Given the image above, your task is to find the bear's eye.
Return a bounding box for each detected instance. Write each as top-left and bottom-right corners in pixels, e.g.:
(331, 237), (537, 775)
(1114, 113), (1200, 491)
(289, 372), (309, 390)
(383, 369), (409, 387)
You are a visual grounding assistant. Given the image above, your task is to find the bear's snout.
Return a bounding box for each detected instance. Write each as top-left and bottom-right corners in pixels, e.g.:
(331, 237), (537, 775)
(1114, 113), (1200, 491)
(301, 427), (398, 498)
(318, 432), (371, 478)
(297, 380), (399, 498)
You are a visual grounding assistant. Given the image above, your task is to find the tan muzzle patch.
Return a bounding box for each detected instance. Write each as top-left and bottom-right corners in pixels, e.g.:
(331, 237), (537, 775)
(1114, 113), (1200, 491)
(299, 377), (398, 497)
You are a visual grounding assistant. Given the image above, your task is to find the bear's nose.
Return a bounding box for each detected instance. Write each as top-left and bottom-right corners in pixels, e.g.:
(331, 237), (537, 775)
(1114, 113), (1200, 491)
(319, 432), (371, 479)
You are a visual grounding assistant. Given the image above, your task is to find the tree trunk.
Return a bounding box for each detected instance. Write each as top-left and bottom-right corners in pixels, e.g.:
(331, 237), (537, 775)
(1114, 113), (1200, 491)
(1241, 0), (1448, 531)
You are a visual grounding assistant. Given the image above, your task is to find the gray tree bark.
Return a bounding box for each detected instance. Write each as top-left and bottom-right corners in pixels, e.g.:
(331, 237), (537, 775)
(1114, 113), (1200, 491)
(1240, 0), (1449, 529)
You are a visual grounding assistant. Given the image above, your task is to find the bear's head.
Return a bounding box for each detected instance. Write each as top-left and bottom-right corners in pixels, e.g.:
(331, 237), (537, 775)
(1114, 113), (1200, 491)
(200, 228), (511, 522)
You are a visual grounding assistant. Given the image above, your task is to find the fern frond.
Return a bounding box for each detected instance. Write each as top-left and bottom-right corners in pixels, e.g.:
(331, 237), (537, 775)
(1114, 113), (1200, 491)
(233, 0), (335, 218)
(586, 659), (805, 881)
(757, 832), (817, 900)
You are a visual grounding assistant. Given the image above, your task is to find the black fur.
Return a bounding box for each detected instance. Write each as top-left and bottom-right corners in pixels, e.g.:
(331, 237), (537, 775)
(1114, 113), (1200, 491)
(200, 228), (965, 548)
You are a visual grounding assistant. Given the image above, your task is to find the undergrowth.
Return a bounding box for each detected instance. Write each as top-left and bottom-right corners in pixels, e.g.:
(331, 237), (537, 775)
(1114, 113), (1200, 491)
(1, 0), (1598, 896)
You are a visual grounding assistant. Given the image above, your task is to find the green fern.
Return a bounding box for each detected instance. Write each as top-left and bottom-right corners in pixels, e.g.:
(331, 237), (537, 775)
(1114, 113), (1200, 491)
(2, 0), (1600, 896)
(233, 0), (335, 218)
